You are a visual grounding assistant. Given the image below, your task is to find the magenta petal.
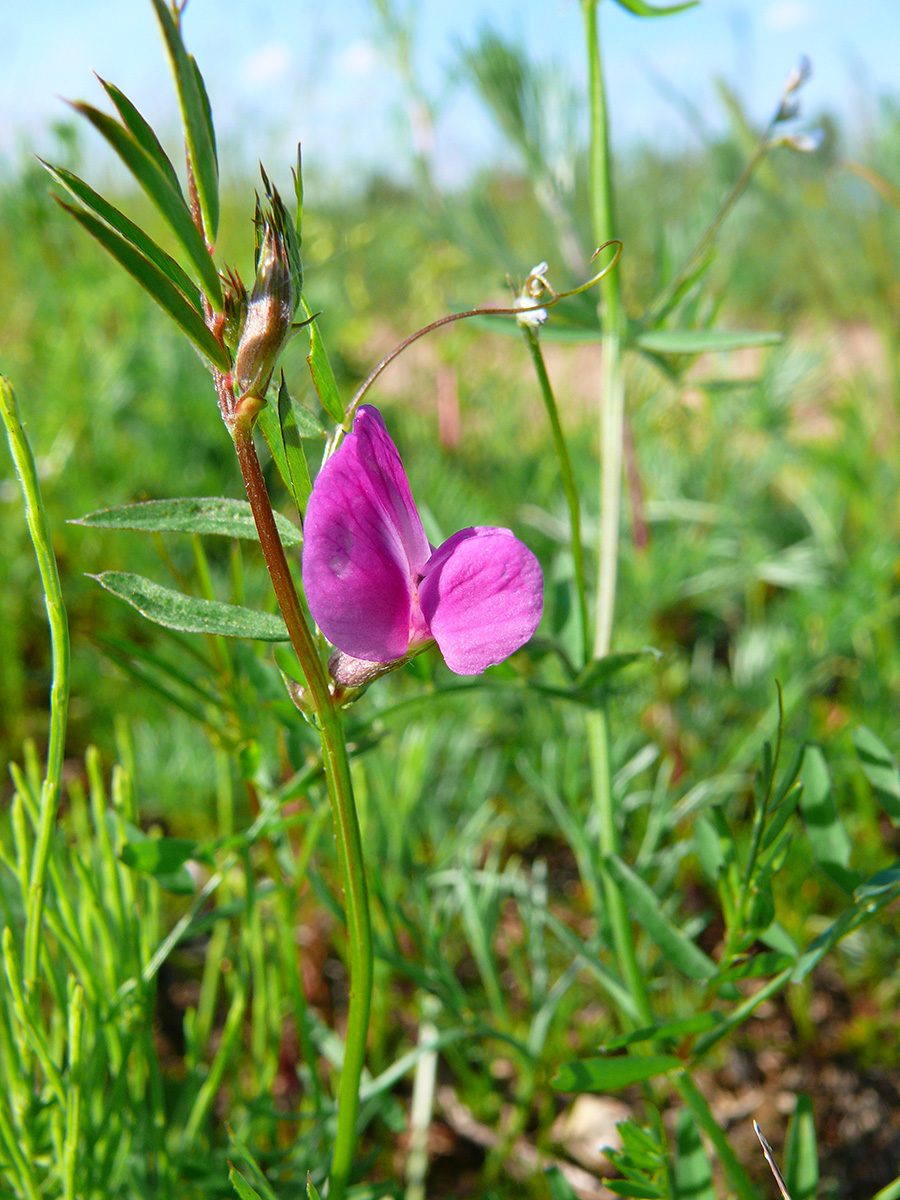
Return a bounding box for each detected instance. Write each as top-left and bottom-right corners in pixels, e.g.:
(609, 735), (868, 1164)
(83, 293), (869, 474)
(302, 405), (431, 662)
(418, 527), (543, 675)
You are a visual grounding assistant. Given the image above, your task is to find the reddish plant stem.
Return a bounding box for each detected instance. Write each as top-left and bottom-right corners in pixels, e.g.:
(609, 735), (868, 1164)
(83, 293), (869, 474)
(229, 407), (372, 1200)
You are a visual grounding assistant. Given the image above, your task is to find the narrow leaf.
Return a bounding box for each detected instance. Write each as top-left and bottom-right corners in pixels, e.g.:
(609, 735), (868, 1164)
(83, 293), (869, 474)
(694, 815), (725, 881)
(96, 77), (184, 196)
(606, 1183), (663, 1200)
(293, 147), (304, 245)
(762, 783), (801, 850)
(854, 862), (900, 900)
(73, 497), (301, 546)
(257, 382), (316, 516)
(41, 160), (201, 310)
(613, 0), (698, 14)
(576, 648), (661, 694)
(91, 571), (289, 641)
(257, 402), (292, 502)
(674, 1108), (716, 1200)
(714, 952), (793, 984)
(792, 866), (900, 982)
(761, 921), (799, 956)
(852, 726), (900, 825)
(289, 397), (325, 439)
(96, 638), (215, 727)
(784, 1094), (818, 1200)
(306, 1176), (322, 1200)
(59, 201), (229, 369)
(799, 746), (862, 893)
(150, 0), (219, 240)
(229, 1167), (264, 1200)
(553, 1054), (682, 1093)
(604, 1012), (722, 1052)
(634, 329), (782, 354)
(301, 296), (344, 422)
(604, 855), (717, 980)
(545, 1167), (579, 1200)
(191, 54), (218, 177)
(277, 377), (313, 512)
(72, 100), (222, 307)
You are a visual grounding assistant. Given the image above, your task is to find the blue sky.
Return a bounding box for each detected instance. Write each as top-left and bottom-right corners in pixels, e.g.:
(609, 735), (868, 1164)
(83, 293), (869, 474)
(2, 1), (898, 190)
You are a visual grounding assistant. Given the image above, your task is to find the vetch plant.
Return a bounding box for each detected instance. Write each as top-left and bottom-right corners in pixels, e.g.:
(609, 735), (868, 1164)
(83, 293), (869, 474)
(302, 404), (543, 688)
(27, 4), (555, 1197)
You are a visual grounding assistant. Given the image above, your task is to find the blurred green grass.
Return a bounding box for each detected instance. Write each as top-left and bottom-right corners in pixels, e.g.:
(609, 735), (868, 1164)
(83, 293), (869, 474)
(3, 107), (899, 771)
(2, 95), (900, 1194)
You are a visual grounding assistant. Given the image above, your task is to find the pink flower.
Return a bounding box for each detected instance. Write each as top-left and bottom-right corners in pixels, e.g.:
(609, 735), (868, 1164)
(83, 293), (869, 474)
(302, 406), (543, 677)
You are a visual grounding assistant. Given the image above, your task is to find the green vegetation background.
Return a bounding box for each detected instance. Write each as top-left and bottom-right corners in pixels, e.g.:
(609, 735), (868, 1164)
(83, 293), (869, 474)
(2, 80), (900, 1194)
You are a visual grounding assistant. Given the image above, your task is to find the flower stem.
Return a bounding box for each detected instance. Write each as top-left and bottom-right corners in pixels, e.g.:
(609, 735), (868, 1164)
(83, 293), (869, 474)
(582, 0), (622, 664)
(580, 2), (653, 1031)
(0, 377), (70, 1005)
(230, 414), (372, 1200)
(521, 327), (590, 668)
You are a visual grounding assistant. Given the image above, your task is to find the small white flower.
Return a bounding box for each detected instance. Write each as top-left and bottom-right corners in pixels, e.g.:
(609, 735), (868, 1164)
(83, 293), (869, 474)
(515, 261), (551, 328)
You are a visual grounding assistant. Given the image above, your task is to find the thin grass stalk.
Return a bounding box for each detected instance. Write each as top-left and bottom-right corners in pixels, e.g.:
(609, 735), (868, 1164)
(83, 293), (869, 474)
(873, 1176), (900, 1200)
(580, 2), (653, 1030)
(521, 326), (590, 667)
(0, 377), (70, 1002)
(674, 1072), (758, 1200)
(181, 980), (248, 1148)
(0, 1095), (39, 1200)
(62, 983), (84, 1200)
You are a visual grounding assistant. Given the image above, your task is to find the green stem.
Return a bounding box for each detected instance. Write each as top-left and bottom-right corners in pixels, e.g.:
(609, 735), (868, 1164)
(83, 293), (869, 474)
(580, 4), (653, 1032)
(586, 707), (653, 1026)
(522, 327), (589, 668)
(714, 711), (784, 976)
(0, 377), (70, 1004)
(582, 0), (623, 663)
(230, 416), (372, 1200)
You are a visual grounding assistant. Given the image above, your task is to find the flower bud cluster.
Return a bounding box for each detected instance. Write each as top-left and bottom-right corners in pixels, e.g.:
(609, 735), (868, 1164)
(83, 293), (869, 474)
(233, 218), (297, 399)
(224, 176), (302, 405)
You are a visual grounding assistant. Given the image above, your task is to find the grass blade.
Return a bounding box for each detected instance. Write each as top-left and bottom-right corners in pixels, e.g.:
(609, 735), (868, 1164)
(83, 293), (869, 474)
(0, 377), (70, 998)
(604, 854), (717, 981)
(553, 1053), (682, 1092)
(783, 1095), (817, 1200)
(674, 1107), (715, 1200)
(852, 726), (900, 825)
(634, 329), (782, 354)
(799, 746), (863, 894)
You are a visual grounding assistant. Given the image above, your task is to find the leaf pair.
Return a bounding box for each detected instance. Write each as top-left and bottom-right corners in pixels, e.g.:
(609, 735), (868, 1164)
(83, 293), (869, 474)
(44, 2), (227, 369)
(76, 497), (299, 641)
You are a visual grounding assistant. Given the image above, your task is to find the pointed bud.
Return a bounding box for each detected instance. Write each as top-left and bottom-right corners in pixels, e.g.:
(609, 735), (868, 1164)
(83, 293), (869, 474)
(783, 55), (812, 97)
(233, 182), (300, 399)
